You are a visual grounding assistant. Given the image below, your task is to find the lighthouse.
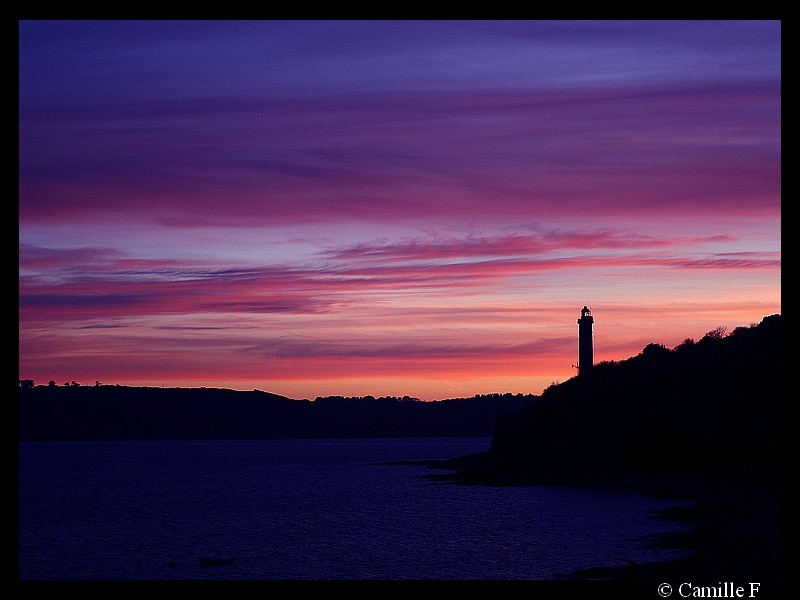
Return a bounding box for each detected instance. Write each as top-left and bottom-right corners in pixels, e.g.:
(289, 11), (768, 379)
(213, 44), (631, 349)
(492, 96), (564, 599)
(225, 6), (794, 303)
(577, 305), (594, 375)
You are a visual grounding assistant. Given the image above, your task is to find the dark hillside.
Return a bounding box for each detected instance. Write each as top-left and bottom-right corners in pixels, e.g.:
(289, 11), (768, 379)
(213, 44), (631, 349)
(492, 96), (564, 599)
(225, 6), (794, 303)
(482, 313), (781, 478)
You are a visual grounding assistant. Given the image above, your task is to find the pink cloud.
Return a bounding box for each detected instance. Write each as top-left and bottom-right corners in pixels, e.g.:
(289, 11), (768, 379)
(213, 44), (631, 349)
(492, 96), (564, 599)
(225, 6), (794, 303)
(324, 231), (736, 262)
(19, 228), (780, 327)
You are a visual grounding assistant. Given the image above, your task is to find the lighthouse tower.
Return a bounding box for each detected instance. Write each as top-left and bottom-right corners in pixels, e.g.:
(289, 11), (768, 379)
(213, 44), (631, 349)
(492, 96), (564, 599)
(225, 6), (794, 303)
(577, 305), (594, 375)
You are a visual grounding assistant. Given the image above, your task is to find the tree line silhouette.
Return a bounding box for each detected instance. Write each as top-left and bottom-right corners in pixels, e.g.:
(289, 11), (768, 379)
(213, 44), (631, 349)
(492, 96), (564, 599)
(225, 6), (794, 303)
(18, 384), (537, 441)
(18, 379), (99, 388)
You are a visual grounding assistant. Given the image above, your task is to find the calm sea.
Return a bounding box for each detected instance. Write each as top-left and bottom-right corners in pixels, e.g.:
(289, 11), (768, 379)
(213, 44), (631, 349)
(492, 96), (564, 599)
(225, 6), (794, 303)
(18, 438), (690, 580)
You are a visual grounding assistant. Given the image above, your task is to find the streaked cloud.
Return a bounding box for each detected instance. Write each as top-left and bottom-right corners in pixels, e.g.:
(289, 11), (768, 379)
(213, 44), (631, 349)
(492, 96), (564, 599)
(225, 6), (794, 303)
(18, 20), (781, 398)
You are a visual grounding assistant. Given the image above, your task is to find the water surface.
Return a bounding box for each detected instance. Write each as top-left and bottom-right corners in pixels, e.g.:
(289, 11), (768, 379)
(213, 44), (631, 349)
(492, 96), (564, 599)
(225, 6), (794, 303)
(18, 438), (690, 579)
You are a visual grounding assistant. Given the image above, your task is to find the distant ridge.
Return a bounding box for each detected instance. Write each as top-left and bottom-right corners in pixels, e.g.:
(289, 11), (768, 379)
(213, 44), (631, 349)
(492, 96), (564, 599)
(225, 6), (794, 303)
(17, 385), (536, 441)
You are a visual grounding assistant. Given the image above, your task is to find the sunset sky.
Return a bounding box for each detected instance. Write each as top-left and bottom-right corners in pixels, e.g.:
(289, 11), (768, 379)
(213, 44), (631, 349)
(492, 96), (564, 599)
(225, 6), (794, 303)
(19, 20), (781, 400)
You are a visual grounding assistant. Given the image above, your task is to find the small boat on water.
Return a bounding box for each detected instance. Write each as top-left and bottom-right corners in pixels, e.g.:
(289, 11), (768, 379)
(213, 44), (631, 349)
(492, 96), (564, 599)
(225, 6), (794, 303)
(198, 555), (235, 566)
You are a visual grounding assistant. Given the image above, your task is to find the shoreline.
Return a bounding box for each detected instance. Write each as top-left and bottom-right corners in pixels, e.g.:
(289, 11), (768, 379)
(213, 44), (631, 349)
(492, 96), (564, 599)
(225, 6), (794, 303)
(568, 478), (781, 581)
(389, 455), (782, 582)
